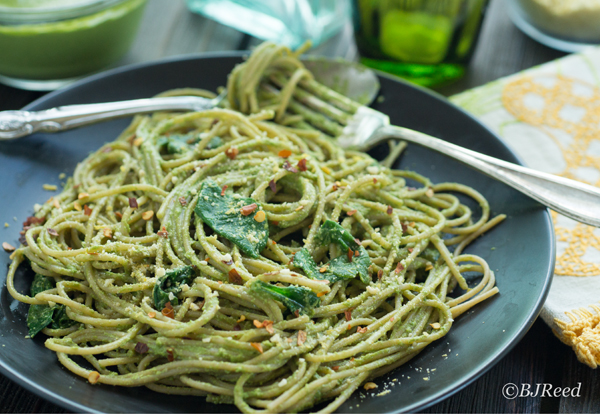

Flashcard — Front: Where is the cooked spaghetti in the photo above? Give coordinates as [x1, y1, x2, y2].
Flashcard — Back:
[7, 42, 503, 413]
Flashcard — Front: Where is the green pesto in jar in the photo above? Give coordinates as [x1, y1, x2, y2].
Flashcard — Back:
[0, 0, 146, 80]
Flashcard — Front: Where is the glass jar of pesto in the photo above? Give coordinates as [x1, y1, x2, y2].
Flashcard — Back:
[0, 0, 147, 90]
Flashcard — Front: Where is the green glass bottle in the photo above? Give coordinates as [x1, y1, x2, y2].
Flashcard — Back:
[353, 0, 488, 87]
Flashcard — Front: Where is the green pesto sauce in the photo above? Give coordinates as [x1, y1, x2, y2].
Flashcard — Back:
[0, 0, 87, 7]
[0, 0, 146, 79]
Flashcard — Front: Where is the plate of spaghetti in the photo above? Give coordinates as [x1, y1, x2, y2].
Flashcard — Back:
[0, 44, 554, 413]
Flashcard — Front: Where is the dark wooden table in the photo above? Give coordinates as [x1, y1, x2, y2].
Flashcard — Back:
[1, 0, 598, 412]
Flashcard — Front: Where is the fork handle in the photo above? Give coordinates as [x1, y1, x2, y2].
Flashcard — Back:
[378, 125, 600, 227]
[0, 96, 212, 141]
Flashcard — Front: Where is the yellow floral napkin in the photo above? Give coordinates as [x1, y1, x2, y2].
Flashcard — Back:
[450, 48, 600, 368]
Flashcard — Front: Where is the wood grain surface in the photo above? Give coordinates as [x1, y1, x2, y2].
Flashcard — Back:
[0, 0, 598, 413]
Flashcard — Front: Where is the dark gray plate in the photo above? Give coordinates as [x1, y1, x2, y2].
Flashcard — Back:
[0, 53, 554, 413]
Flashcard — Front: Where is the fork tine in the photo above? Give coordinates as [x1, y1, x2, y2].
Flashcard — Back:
[261, 83, 344, 137]
[270, 73, 350, 125]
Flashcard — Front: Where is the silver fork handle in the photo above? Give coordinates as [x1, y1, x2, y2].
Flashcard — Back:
[376, 124, 600, 227]
[0, 96, 216, 140]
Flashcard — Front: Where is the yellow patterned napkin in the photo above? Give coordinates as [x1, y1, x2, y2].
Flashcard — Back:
[451, 49, 600, 368]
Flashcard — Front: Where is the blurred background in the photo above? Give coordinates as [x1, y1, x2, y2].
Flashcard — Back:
[0, 0, 570, 104]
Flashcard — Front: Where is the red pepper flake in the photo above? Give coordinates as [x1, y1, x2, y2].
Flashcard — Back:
[47, 228, 59, 237]
[357, 326, 368, 334]
[128, 197, 138, 209]
[344, 309, 352, 322]
[251, 342, 264, 353]
[377, 269, 383, 280]
[253, 320, 263, 328]
[332, 366, 340, 371]
[225, 147, 238, 160]
[162, 302, 175, 319]
[84, 205, 92, 216]
[197, 300, 205, 311]
[387, 205, 393, 215]
[294, 309, 300, 318]
[354, 238, 362, 246]
[283, 161, 298, 173]
[221, 185, 228, 196]
[222, 258, 234, 266]
[297, 330, 307, 346]
[332, 184, 338, 191]
[278, 149, 292, 158]
[178, 197, 188, 206]
[228, 268, 243, 285]
[395, 262, 404, 274]
[268, 179, 277, 193]
[211, 119, 219, 126]
[240, 203, 258, 216]
[373, 178, 377, 184]
[355, 250, 359, 257]
[157, 226, 169, 239]
[347, 248, 353, 263]
[134, 342, 149, 354]
[408, 248, 413, 253]
[347, 209, 357, 216]
[263, 320, 274, 334]
[297, 158, 307, 171]
[115, 212, 123, 220]
[272, 221, 279, 226]
[166, 348, 174, 362]
[401, 222, 408, 232]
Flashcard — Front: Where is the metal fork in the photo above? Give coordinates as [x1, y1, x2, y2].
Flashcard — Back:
[267, 74, 600, 227]
[0, 92, 227, 140]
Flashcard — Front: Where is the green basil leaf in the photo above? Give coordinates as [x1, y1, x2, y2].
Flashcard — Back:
[251, 280, 320, 316]
[195, 179, 268, 258]
[153, 265, 196, 310]
[27, 274, 55, 338]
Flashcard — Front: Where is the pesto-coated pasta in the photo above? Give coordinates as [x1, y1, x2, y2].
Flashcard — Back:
[7, 42, 503, 413]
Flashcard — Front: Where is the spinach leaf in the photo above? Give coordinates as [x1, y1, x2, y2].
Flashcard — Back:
[291, 248, 321, 280]
[420, 244, 440, 263]
[292, 221, 371, 284]
[292, 246, 371, 285]
[251, 280, 320, 316]
[153, 265, 196, 310]
[315, 220, 359, 251]
[157, 133, 199, 154]
[206, 136, 223, 150]
[195, 179, 269, 258]
[27, 274, 76, 337]
[51, 305, 77, 329]
[27, 274, 55, 337]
